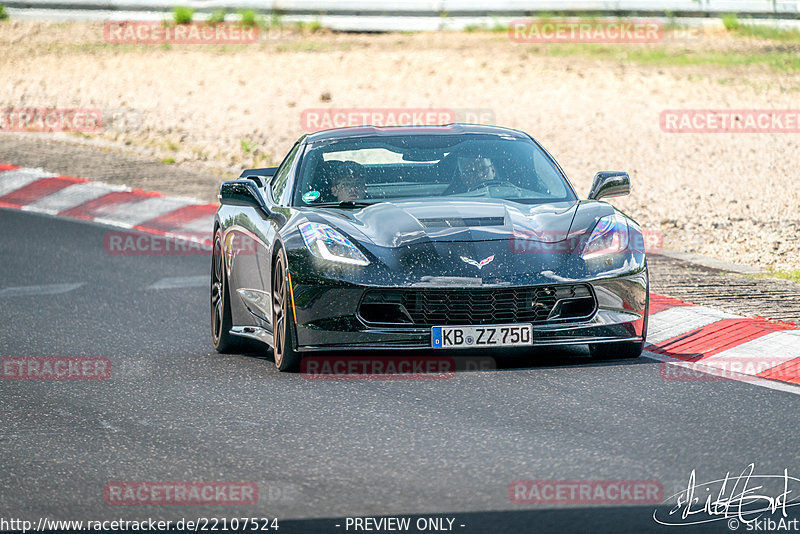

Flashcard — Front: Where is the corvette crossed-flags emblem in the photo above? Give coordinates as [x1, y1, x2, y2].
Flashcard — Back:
[460, 255, 495, 269]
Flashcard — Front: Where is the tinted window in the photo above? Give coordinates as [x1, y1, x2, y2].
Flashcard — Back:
[293, 134, 575, 206]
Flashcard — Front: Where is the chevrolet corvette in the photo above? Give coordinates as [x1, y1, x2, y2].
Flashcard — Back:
[211, 124, 648, 371]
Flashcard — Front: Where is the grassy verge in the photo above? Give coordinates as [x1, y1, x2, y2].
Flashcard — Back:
[173, 6, 194, 25]
[239, 10, 257, 28]
[208, 9, 226, 24]
[466, 14, 800, 73]
[722, 13, 800, 43]
[531, 43, 800, 73]
[752, 270, 800, 284]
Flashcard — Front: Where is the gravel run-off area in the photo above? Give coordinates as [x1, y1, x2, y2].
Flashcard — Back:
[1, 22, 799, 272]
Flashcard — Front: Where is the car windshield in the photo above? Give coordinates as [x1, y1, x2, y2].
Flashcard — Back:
[293, 134, 575, 206]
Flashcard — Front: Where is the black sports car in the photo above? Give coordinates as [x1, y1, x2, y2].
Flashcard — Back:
[211, 124, 648, 371]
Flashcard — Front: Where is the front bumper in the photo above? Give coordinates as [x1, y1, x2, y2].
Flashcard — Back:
[289, 269, 648, 352]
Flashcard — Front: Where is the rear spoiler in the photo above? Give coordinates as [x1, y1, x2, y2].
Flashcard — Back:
[240, 167, 278, 179]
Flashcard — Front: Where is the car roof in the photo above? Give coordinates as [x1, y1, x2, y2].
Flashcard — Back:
[304, 123, 530, 143]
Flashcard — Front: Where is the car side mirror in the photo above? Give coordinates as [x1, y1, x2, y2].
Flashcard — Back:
[219, 180, 271, 216]
[588, 171, 630, 201]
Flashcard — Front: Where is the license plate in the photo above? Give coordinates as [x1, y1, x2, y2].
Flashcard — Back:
[431, 324, 533, 349]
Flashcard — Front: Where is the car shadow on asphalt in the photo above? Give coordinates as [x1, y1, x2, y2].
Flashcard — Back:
[232, 344, 656, 376]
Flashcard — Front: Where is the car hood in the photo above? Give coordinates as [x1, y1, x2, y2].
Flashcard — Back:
[308, 198, 580, 248]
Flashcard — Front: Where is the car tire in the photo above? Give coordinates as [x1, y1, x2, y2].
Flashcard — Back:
[272, 248, 301, 372]
[211, 231, 245, 353]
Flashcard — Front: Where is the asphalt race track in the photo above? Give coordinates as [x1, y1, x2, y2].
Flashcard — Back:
[2, 207, 800, 533]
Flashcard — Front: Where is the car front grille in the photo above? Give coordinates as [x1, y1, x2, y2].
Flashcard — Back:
[358, 284, 595, 327]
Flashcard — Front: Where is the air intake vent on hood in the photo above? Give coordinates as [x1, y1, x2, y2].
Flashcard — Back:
[418, 217, 505, 228]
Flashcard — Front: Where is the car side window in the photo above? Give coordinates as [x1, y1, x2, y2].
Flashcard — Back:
[270, 143, 302, 204]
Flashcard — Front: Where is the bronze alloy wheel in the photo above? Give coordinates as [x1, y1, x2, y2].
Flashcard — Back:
[211, 232, 242, 353]
[272, 249, 300, 371]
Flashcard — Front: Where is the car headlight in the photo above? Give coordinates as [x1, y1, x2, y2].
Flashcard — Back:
[581, 213, 629, 259]
[299, 222, 370, 266]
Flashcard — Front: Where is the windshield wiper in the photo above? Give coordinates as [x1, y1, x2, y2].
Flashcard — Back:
[310, 201, 376, 209]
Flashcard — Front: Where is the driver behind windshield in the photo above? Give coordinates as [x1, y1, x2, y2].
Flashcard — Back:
[449, 156, 497, 194]
[330, 163, 366, 202]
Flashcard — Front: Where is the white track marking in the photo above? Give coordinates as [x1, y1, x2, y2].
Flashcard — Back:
[90, 217, 134, 229]
[0, 169, 58, 196]
[93, 196, 196, 227]
[701, 330, 800, 371]
[176, 215, 215, 234]
[23, 182, 126, 215]
[646, 306, 739, 345]
[0, 283, 84, 297]
[147, 276, 207, 290]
